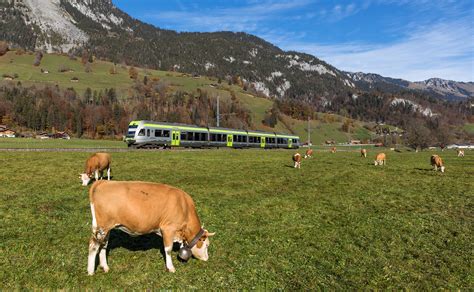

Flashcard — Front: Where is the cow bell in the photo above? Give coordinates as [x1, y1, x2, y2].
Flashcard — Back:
[178, 247, 192, 261]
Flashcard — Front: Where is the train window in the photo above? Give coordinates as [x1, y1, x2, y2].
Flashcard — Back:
[154, 130, 161, 137]
[147, 129, 150, 137]
[163, 130, 170, 137]
[181, 132, 186, 140]
[200, 132, 207, 141]
[138, 129, 145, 136]
[187, 132, 194, 141]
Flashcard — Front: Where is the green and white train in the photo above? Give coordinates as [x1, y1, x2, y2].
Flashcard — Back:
[124, 120, 300, 149]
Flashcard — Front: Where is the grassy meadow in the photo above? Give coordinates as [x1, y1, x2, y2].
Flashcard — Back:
[0, 147, 472, 289]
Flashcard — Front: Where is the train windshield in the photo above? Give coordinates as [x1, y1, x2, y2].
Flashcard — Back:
[126, 125, 138, 138]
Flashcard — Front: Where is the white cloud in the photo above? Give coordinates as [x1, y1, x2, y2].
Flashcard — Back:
[144, 0, 314, 33]
[282, 17, 474, 82]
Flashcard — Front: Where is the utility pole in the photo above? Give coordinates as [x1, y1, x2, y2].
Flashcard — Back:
[307, 116, 311, 145]
[216, 96, 220, 127]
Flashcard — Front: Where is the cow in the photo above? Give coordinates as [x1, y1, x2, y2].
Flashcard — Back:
[330, 147, 336, 153]
[87, 180, 215, 275]
[431, 155, 445, 172]
[361, 148, 367, 158]
[292, 153, 302, 169]
[304, 148, 313, 159]
[374, 153, 386, 166]
[457, 149, 465, 157]
[80, 153, 111, 186]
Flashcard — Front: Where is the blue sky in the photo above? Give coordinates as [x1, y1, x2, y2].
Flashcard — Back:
[113, 0, 473, 82]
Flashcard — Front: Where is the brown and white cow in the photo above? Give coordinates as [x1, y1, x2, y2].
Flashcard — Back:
[304, 148, 313, 159]
[87, 180, 215, 275]
[80, 152, 112, 186]
[374, 153, 386, 166]
[457, 149, 465, 157]
[361, 148, 367, 158]
[330, 147, 336, 153]
[293, 153, 302, 168]
[431, 154, 445, 172]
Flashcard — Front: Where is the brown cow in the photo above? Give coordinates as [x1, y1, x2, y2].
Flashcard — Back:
[330, 147, 336, 153]
[80, 153, 112, 186]
[374, 153, 386, 166]
[431, 155, 445, 172]
[304, 148, 313, 159]
[87, 180, 215, 275]
[361, 148, 367, 158]
[293, 153, 302, 168]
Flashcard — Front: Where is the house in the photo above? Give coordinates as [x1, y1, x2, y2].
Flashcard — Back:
[50, 131, 70, 139]
[0, 127, 16, 137]
[350, 140, 361, 144]
[71, 77, 79, 82]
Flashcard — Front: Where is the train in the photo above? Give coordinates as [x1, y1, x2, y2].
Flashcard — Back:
[124, 120, 300, 149]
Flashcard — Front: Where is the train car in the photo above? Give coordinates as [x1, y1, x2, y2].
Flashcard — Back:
[124, 120, 300, 149]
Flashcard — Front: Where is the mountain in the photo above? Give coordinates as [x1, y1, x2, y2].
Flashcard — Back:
[1, 0, 471, 103]
[0, 0, 356, 100]
[346, 72, 473, 101]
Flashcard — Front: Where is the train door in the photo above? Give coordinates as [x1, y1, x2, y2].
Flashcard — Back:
[226, 134, 233, 147]
[288, 138, 293, 148]
[171, 130, 180, 146]
[260, 137, 266, 148]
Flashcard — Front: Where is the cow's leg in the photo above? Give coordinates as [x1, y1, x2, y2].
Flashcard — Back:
[98, 233, 110, 273]
[161, 229, 176, 273]
[107, 167, 111, 180]
[99, 170, 104, 180]
[434, 165, 438, 171]
[94, 170, 99, 181]
[88, 236, 100, 275]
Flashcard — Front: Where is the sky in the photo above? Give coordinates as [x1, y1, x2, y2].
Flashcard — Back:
[113, 0, 473, 82]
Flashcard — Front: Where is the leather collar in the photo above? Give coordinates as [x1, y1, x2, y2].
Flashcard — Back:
[186, 228, 205, 249]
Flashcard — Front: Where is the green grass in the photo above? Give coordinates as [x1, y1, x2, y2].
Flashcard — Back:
[464, 123, 474, 135]
[0, 138, 126, 149]
[0, 148, 472, 289]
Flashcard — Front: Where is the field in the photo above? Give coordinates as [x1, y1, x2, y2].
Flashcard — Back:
[0, 147, 472, 289]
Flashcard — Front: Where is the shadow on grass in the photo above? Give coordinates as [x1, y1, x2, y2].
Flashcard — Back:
[414, 167, 433, 172]
[108, 229, 165, 254]
[283, 164, 295, 168]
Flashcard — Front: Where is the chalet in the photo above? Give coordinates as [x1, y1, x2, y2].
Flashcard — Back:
[71, 77, 79, 82]
[0, 126, 16, 137]
[350, 140, 361, 144]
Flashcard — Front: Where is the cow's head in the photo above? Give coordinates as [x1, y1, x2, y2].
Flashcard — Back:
[191, 229, 215, 261]
[80, 173, 91, 186]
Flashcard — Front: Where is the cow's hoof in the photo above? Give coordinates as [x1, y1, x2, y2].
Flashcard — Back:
[167, 267, 176, 273]
[102, 266, 110, 273]
[87, 271, 95, 276]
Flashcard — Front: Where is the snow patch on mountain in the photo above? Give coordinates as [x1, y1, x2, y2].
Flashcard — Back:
[287, 59, 336, 76]
[223, 56, 236, 63]
[23, 0, 89, 52]
[276, 80, 291, 97]
[249, 48, 258, 58]
[391, 98, 434, 117]
[204, 62, 215, 71]
[253, 82, 270, 97]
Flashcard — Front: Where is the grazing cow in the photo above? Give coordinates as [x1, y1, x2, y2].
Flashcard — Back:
[293, 153, 302, 169]
[374, 153, 386, 166]
[87, 180, 215, 275]
[80, 152, 112, 186]
[330, 147, 336, 153]
[431, 155, 445, 172]
[304, 148, 313, 159]
[361, 148, 367, 158]
[457, 149, 465, 157]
